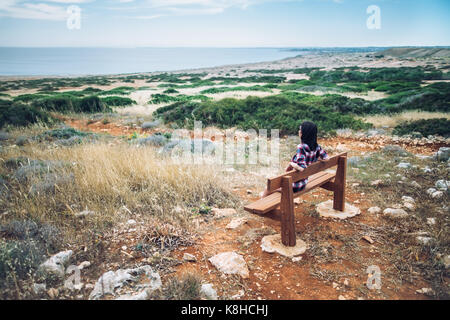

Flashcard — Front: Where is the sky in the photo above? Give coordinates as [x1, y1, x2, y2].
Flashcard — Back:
[0, 0, 449, 47]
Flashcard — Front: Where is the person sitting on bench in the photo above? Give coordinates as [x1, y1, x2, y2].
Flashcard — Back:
[261, 121, 329, 198]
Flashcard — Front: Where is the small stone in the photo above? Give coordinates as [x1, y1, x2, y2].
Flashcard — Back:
[78, 261, 91, 270]
[121, 245, 127, 251]
[292, 256, 302, 263]
[343, 279, 349, 286]
[397, 162, 411, 169]
[368, 206, 381, 214]
[338, 295, 346, 300]
[417, 236, 433, 245]
[426, 217, 436, 225]
[226, 217, 248, 229]
[261, 234, 307, 258]
[200, 283, 218, 300]
[403, 202, 415, 210]
[435, 180, 449, 191]
[436, 147, 450, 162]
[383, 208, 408, 219]
[431, 191, 444, 199]
[401, 196, 415, 204]
[209, 252, 249, 278]
[332, 282, 338, 289]
[211, 208, 237, 218]
[246, 189, 252, 194]
[371, 179, 382, 186]
[422, 166, 432, 173]
[183, 253, 197, 262]
[33, 283, 47, 295]
[362, 235, 374, 244]
[426, 188, 437, 196]
[416, 288, 434, 295]
[316, 200, 360, 219]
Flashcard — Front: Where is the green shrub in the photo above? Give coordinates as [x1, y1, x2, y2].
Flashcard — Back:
[0, 240, 46, 285]
[101, 96, 136, 106]
[31, 95, 110, 113]
[393, 118, 450, 137]
[154, 94, 371, 135]
[0, 100, 54, 128]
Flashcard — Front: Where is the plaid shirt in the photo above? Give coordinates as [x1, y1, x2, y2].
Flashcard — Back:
[291, 143, 328, 191]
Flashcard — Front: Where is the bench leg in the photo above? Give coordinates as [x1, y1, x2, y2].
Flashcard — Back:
[281, 176, 296, 246]
[333, 156, 347, 211]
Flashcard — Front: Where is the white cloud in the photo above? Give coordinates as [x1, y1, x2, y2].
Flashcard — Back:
[0, 1, 70, 20]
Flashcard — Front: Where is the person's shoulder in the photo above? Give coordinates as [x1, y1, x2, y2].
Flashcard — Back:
[297, 143, 308, 151]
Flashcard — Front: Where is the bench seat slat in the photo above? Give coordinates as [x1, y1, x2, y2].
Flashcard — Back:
[244, 171, 336, 214]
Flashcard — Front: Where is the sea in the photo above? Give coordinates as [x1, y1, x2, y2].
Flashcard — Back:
[0, 47, 310, 77]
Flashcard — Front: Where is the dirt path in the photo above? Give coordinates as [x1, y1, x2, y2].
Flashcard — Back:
[168, 186, 430, 300]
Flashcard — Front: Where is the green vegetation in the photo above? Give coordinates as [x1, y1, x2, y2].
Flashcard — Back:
[100, 96, 136, 106]
[149, 94, 211, 104]
[393, 118, 450, 137]
[31, 95, 109, 113]
[0, 100, 55, 128]
[154, 93, 371, 135]
[200, 84, 275, 94]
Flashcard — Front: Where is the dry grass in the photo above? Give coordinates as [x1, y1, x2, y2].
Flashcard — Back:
[361, 110, 450, 128]
[1, 136, 238, 243]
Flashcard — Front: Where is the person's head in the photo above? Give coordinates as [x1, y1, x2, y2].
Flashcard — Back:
[299, 121, 318, 150]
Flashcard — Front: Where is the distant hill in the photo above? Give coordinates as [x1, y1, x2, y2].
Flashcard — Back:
[379, 47, 450, 58]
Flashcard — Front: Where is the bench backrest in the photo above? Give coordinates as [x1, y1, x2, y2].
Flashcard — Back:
[267, 152, 347, 193]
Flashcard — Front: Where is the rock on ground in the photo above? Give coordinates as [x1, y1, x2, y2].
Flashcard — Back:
[200, 283, 218, 300]
[209, 251, 249, 278]
[261, 234, 307, 258]
[226, 217, 248, 229]
[38, 250, 73, 279]
[212, 208, 237, 218]
[367, 206, 381, 214]
[89, 265, 161, 300]
[316, 200, 361, 219]
[436, 147, 450, 162]
[383, 208, 408, 219]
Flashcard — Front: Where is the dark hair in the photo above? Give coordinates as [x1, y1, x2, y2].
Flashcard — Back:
[300, 121, 318, 151]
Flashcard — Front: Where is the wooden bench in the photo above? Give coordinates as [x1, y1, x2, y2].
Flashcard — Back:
[244, 152, 347, 247]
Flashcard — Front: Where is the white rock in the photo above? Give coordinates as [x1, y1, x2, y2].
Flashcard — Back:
[115, 289, 150, 300]
[371, 179, 382, 186]
[416, 287, 434, 295]
[211, 208, 237, 218]
[292, 256, 303, 263]
[78, 261, 91, 270]
[431, 191, 444, 199]
[89, 265, 161, 300]
[338, 295, 346, 300]
[38, 250, 73, 279]
[435, 180, 449, 191]
[209, 252, 249, 278]
[200, 283, 218, 300]
[397, 162, 411, 169]
[383, 208, 408, 219]
[422, 166, 432, 173]
[316, 200, 361, 219]
[401, 196, 415, 204]
[426, 188, 437, 196]
[261, 234, 307, 258]
[426, 217, 436, 225]
[33, 283, 47, 295]
[403, 202, 415, 210]
[416, 236, 433, 245]
[126, 219, 137, 226]
[226, 217, 248, 229]
[368, 206, 381, 214]
[183, 253, 197, 262]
